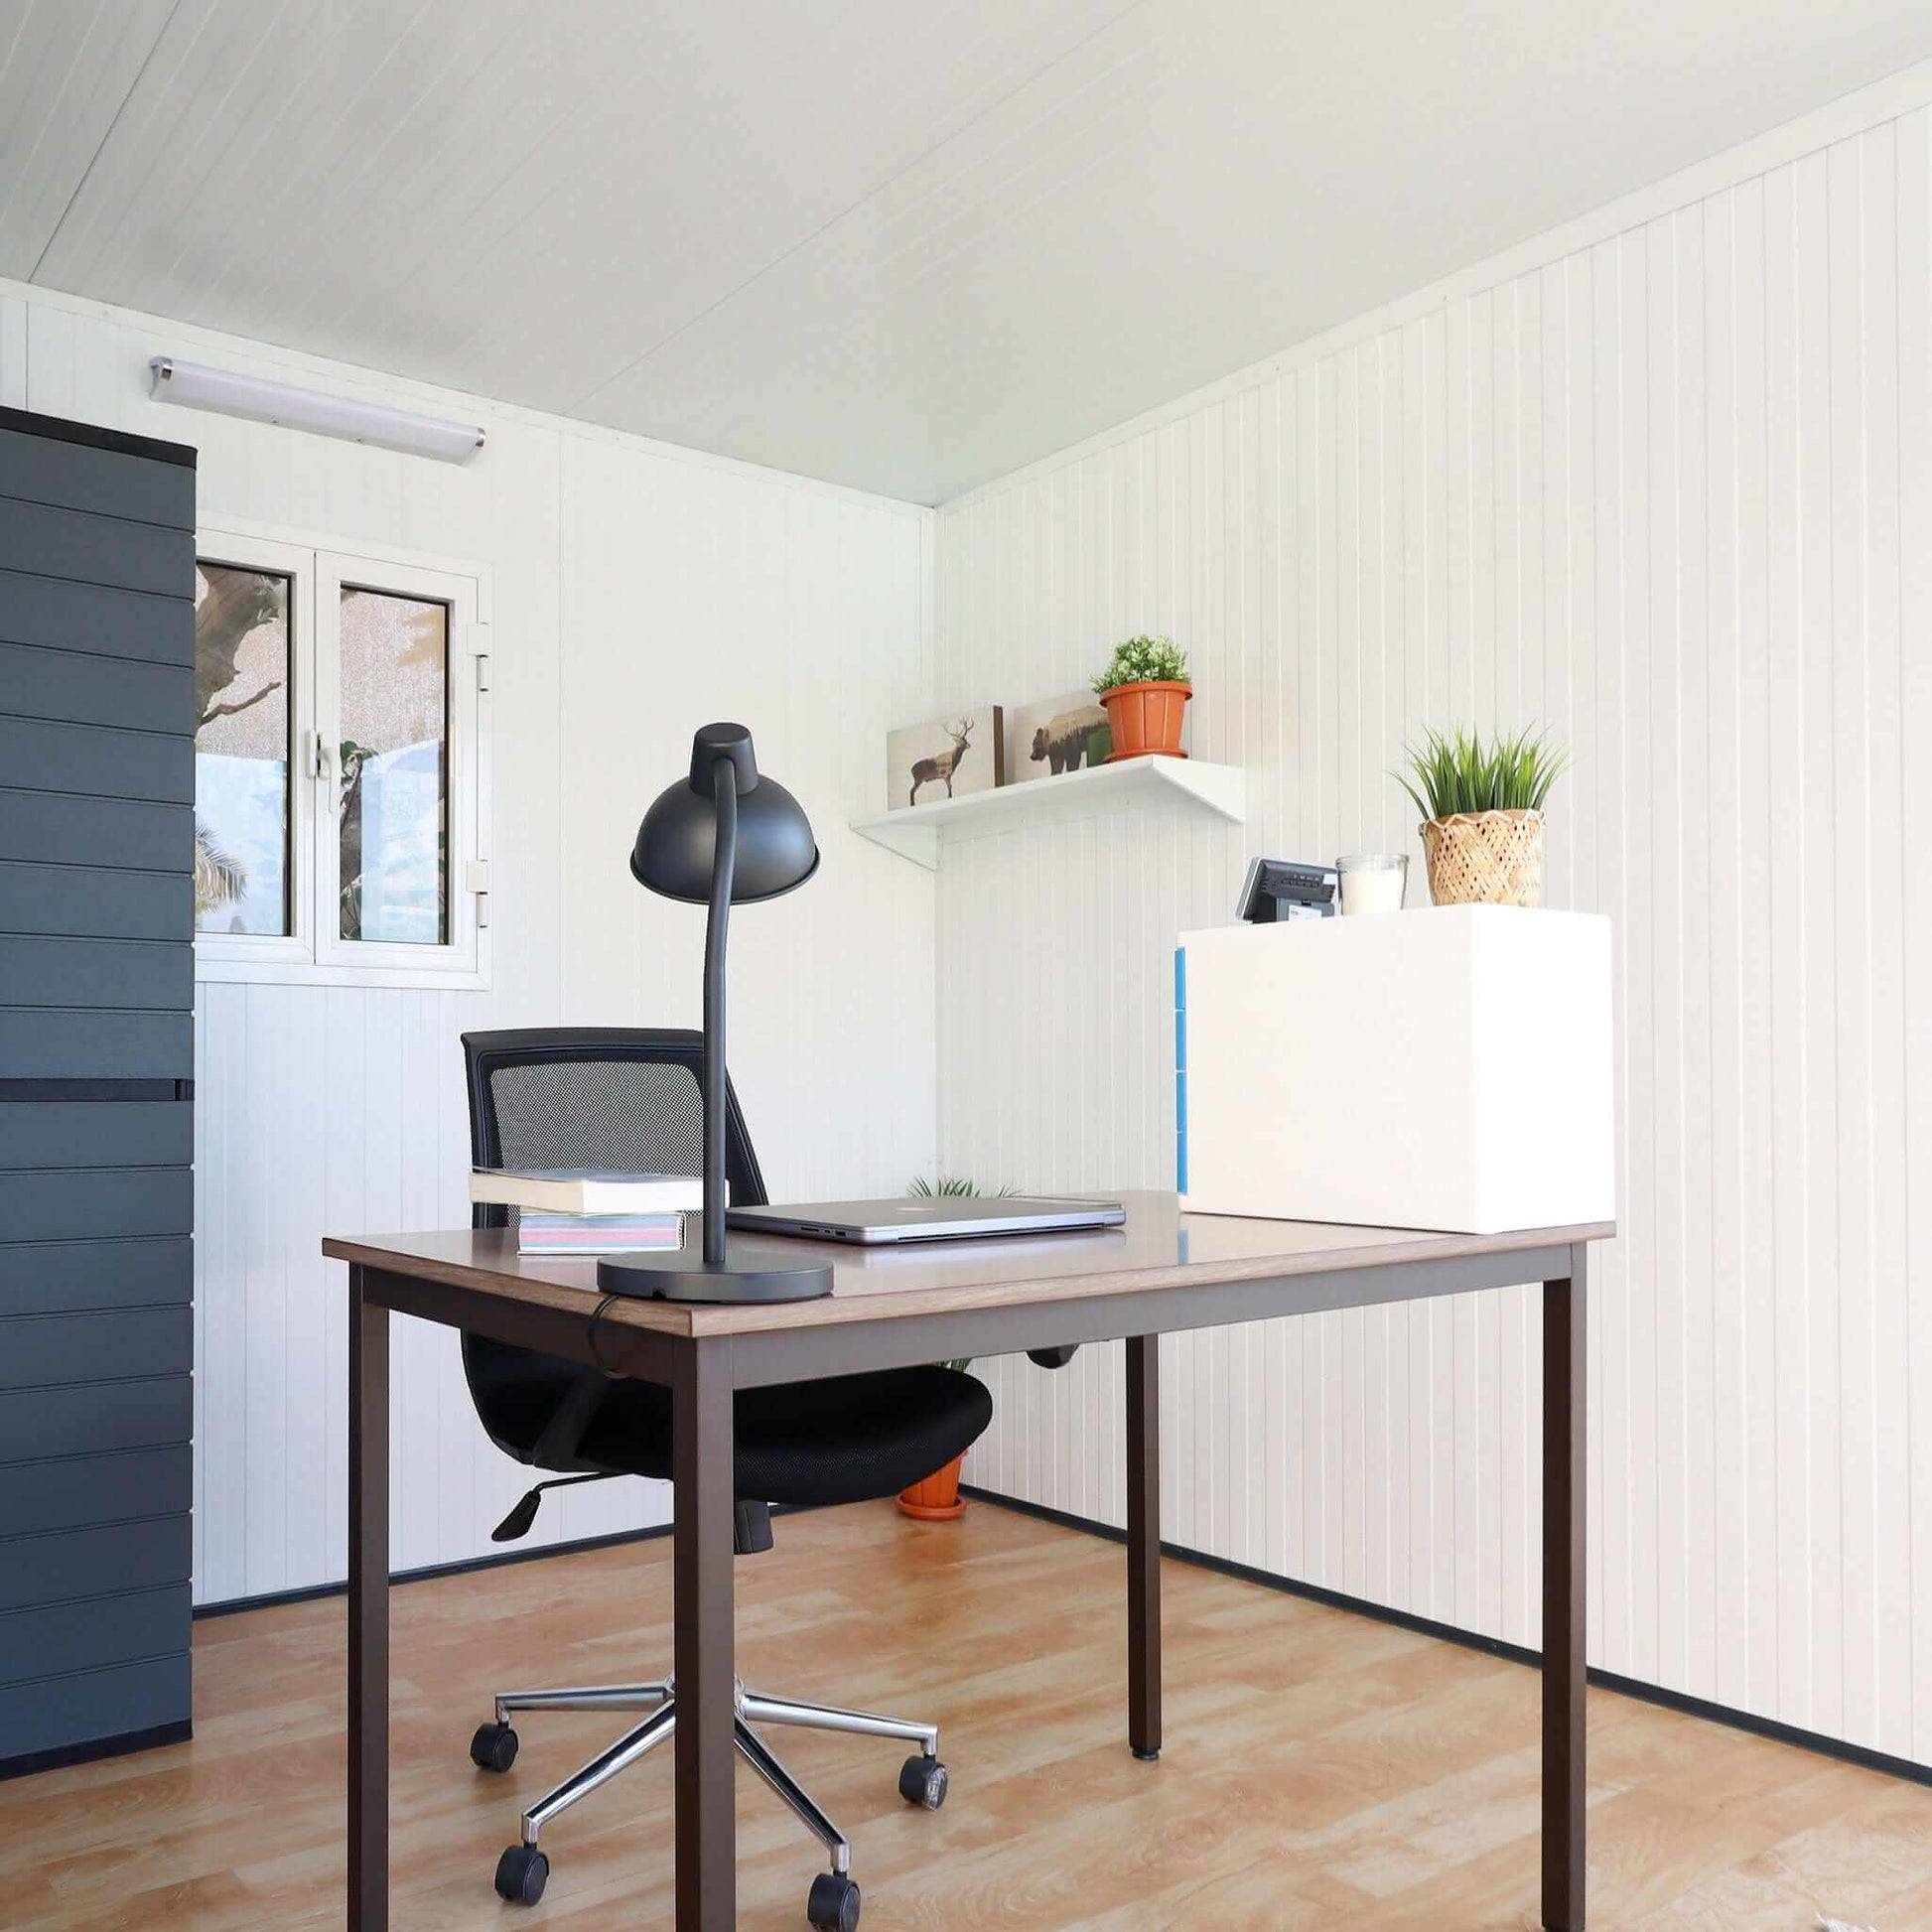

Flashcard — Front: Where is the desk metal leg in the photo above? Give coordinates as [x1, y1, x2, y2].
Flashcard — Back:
[347, 1266, 389, 1930]
[673, 1337, 736, 1931]
[1543, 1251, 1587, 1929]
[1126, 1333, 1162, 1760]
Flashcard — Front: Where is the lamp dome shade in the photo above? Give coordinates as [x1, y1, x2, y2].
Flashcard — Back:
[629, 723, 820, 903]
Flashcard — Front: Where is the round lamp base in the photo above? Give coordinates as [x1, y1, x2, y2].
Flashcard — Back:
[595, 1243, 833, 1304]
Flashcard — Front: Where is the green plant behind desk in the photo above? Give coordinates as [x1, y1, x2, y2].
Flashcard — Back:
[908, 1175, 987, 1199]
[897, 1172, 1012, 1522]
[907, 1174, 1012, 1370]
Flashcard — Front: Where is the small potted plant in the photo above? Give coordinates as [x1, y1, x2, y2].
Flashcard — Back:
[895, 1364, 975, 1520]
[1091, 634, 1190, 761]
[896, 1176, 1001, 1520]
[1394, 725, 1570, 906]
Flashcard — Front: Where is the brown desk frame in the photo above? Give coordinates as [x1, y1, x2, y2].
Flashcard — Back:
[333, 1221, 1596, 1931]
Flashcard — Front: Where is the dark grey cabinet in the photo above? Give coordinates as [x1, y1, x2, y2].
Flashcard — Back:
[0, 405, 198, 1777]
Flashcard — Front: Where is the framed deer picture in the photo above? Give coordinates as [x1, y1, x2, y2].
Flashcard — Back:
[887, 706, 1005, 809]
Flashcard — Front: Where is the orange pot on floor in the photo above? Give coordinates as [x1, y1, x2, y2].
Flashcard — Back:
[1100, 680, 1190, 759]
[897, 1452, 967, 1521]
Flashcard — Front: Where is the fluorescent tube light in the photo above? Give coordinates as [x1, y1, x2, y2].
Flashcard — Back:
[149, 357, 484, 463]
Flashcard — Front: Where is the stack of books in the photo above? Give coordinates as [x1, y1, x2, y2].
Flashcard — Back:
[469, 1168, 705, 1257]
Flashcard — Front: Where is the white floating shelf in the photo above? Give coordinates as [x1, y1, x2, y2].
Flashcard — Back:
[850, 756, 1246, 868]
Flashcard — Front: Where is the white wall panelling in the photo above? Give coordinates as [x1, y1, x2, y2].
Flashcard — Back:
[934, 92, 1932, 1764]
[1, 276, 935, 1605]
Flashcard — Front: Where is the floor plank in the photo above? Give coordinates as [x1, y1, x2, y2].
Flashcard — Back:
[0, 1500, 1923, 1928]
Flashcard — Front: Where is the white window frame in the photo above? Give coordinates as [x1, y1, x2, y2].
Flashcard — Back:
[193, 517, 492, 990]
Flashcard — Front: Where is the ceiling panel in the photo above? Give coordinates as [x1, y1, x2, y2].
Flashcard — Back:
[11, 0, 1932, 500]
[583, 0, 1932, 500]
[0, 0, 175, 278]
[28, 0, 1136, 416]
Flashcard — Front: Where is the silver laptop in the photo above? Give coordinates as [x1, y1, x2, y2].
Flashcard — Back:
[728, 1194, 1125, 1245]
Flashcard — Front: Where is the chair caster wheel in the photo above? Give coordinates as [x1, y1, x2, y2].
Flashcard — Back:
[494, 1842, 548, 1904]
[471, 1722, 519, 1772]
[897, 1753, 948, 1809]
[806, 1869, 861, 1930]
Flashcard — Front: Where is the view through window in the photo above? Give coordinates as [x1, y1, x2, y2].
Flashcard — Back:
[338, 588, 450, 946]
[193, 562, 292, 936]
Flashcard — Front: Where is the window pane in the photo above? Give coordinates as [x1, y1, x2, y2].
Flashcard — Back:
[194, 563, 291, 936]
[339, 588, 449, 945]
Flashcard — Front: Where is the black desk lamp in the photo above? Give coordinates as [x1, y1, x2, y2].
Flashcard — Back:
[596, 723, 833, 1304]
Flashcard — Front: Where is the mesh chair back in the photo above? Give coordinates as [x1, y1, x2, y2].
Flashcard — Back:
[485, 1057, 704, 1189]
[465, 1028, 767, 1222]
[458, 1029, 767, 1459]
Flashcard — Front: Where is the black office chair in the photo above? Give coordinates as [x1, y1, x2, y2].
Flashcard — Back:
[460, 1028, 992, 1931]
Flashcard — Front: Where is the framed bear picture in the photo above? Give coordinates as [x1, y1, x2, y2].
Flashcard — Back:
[1005, 690, 1113, 785]
[887, 707, 1005, 809]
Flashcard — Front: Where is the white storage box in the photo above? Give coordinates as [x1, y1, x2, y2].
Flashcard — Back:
[1175, 904, 1614, 1234]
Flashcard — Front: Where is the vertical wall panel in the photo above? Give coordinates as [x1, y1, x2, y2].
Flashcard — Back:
[1896, 105, 1932, 1769]
[934, 103, 1932, 1763]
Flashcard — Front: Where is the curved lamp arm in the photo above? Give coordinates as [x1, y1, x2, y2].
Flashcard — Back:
[701, 755, 738, 1267]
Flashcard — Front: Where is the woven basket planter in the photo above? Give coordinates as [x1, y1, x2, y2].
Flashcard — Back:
[1419, 808, 1546, 906]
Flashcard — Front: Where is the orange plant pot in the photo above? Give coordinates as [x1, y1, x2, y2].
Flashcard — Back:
[1100, 680, 1191, 760]
[896, 1452, 967, 1521]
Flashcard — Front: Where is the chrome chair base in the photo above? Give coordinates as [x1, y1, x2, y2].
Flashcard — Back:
[479, 1675, 944, 1902]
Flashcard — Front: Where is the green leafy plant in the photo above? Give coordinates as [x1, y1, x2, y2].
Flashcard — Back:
[1394, 725, 1570, 822]
[908, 1175, 1014, 1370]
[1091, 634, 1189, 695]
[910, 1175, 983, 1198]
[910, 1174, 1019, 1200]
[193, 823, 248, 917]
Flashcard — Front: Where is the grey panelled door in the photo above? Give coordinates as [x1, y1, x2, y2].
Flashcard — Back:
[0, 406, 199, 1775]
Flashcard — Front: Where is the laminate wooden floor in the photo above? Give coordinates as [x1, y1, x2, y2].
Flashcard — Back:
[3, 1500, 1928, 1930]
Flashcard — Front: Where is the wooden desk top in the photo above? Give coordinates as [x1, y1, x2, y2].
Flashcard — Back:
[324, 1192, 1612, 1341]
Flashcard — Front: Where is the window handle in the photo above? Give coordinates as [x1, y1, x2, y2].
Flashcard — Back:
[308, 732, 333, 783]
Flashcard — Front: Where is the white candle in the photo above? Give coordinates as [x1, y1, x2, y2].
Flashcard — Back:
[1337, 855, 1408, 915]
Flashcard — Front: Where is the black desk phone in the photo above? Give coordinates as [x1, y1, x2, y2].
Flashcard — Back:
[1236, 858, 1338, 923]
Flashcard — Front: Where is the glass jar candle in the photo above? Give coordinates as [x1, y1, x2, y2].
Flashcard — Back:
[1336, 852, 1409, 915]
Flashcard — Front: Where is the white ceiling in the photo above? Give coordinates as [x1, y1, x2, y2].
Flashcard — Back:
[5, 0, 1930, 502]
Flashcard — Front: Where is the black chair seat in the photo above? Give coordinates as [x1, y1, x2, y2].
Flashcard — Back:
[472, 1345, 992, 1509]
[460, 1030, 995, 1534]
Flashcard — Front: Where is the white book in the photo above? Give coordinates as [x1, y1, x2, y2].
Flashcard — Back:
[469, 1168, 704, 1216]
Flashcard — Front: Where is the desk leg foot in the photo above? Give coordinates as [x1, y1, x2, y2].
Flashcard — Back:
[347, 1266, 390, 1931]
[673, 1338, 736, 1932]
[1126, 1333, 1162, 1761]
[1543, 1252, 1587, 1930]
